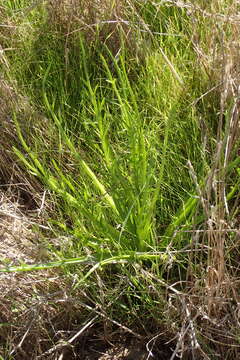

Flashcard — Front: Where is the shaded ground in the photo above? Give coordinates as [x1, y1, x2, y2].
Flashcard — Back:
[81, 340, 173, 359]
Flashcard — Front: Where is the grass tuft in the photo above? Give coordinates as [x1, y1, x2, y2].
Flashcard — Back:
[1, 0, 240, 359]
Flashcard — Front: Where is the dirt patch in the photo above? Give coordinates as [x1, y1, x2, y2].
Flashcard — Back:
[82, 344, 148, 359]
[80, 341, 173, 359]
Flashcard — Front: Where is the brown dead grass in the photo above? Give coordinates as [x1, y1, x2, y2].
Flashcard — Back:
[0, 192, 157, 359]
[0, 77, 45, 209]
[0, 192, 86, 359]
[0, 191, 61, 357]
[0, 192, 174, 359]
[46, 0, 145, 59]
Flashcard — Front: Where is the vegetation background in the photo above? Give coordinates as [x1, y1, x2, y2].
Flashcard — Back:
[0, 0, 240, 359]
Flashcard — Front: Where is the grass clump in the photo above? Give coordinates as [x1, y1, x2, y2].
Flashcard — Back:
[0, 0, 240, 359]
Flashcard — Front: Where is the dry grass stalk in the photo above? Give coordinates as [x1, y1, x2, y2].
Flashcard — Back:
[186, 0, 240, 308]
[47, 0, 134, 56]
[0, 78, 45, 208]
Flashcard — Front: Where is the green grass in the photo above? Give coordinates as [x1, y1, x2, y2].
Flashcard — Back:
[1, 0, 240, 359]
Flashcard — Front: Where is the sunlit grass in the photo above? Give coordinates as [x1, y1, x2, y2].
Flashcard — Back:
[1, 0, 240, 358]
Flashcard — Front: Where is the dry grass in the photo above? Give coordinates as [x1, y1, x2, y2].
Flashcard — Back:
[0, 201, 171, 359]
[47, 0, 138, 57]
[0, 191, 55, 358]
[0, 77, 45, 208]
[174, 3, 240, 357]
